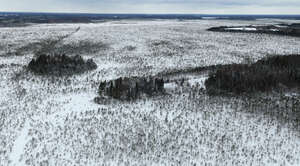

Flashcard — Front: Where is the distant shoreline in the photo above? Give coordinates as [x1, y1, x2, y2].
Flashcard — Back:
[1, 12, 300, 28]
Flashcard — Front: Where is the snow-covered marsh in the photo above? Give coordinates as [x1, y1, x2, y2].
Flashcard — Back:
[0, 19, 300, 165]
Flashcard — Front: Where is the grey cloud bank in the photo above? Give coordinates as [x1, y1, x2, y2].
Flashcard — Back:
[0, 0, 300, 14]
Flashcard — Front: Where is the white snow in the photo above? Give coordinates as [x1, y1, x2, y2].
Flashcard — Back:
[270, 28, 280, 32]
[225, 27, 257, 31]
[48, 92, 101, 120]
[164, 82, 177, 91]
[187, 76, 208, 89]
[202, 17, 218, 20]
[1, 19, 300, 165]
[9, 121, 30, 166]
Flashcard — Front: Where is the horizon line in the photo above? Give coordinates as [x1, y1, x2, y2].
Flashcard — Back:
[1, 11, 300, 16]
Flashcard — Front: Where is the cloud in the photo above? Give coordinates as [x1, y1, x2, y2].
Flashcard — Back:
[0, 0, 300, 14]
[61, 0, 300, 6]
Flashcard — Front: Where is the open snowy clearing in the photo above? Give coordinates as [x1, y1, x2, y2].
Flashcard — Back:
[1, 19, 300, 165]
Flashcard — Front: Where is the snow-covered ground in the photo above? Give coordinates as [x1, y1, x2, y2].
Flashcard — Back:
[1, 19, 300, 165]
[225, 27, 257, 31]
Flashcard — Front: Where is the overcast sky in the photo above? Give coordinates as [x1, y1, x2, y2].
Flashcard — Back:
[0, 0, 300, 14]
